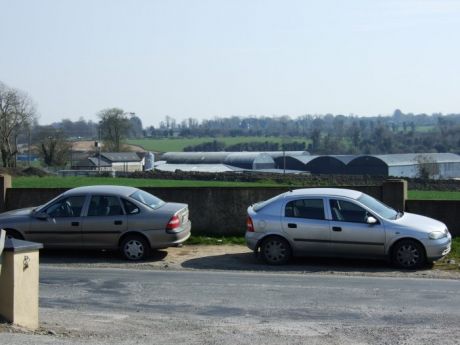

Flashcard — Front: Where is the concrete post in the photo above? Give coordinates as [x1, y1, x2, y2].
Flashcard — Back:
[382, 179, 407, 211]
[0, 174, 12, 212]
[0, 238, 43, 330]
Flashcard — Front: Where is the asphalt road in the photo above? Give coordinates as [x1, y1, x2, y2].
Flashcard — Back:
[2, 267, 460, 344]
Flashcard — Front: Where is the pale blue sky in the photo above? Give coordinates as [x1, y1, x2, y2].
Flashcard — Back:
[1, 0, 459, 126]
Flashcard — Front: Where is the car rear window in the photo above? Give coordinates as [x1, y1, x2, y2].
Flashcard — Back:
[130, 190, 165, 210]
[253, 194, 284, 212]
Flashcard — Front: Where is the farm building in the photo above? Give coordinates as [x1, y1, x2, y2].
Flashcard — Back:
[161, 152, 229, 164]
[279, 155, 356, 174]
[71, 152, 144, 172]
[154, 163, 241, 173]
[223, 152, 275, 169]
[161, 152, 276, 170]
[346, 153, 460, 178]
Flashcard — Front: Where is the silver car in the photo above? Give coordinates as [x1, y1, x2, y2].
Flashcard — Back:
[0, 185, 191, 260]
[246, 188, 451, 268]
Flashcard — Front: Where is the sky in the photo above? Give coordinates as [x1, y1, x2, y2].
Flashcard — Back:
[1, 0, 459, 127]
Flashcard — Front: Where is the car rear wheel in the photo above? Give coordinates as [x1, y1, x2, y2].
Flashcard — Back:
[392, 239, 426, 269]
[260, 236, 292, 265]
[120, 235, 150, 261]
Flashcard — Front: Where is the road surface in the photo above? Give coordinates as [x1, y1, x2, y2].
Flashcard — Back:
[1, 266, 460, 344]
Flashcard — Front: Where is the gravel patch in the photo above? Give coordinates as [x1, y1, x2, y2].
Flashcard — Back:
[40, 244, 460, 280]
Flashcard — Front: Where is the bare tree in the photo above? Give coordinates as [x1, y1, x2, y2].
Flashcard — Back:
[416, 154, 440, 179]
[0, 81, 36, 167]
[35, 126, 72, 166]
[97, 108, 131, 152]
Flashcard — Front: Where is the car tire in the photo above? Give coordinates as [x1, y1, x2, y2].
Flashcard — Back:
[120, 235, 150, 261]
[392, 239, 426, 269]
[260, 236, 292, 265]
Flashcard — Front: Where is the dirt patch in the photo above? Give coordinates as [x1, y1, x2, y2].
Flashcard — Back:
[40, 244, 460, 280]
[71, 141, 145, 152]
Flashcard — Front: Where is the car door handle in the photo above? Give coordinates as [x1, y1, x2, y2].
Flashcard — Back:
[114, 220, 123, 225]
[288, 223, 297, 228]
[71, 221, 79, 226]
[332, 226, 342, 232]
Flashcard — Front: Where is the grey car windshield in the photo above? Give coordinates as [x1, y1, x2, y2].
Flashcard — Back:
[357, 194, 398, 220]
[130, 190, 165, 209]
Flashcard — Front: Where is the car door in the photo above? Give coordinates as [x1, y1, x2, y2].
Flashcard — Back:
[80, 195, 127, 248]
[282, 198, 331, 255]
[328, 198, 385, 258]
[27, 195, 86, 248]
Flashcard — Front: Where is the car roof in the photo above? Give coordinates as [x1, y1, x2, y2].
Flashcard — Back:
[285, 188, 363, 199]
[63, 185, 139, 197]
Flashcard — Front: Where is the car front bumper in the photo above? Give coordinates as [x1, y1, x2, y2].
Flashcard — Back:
[424, 233, 452, 261]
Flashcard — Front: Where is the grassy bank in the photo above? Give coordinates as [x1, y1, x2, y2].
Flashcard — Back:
[12, 176, 286, 188]
[434, 237, 460, 270]
[407, 190, 460, 200]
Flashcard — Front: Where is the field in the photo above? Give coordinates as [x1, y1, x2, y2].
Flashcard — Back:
[127, 136, 310, 152]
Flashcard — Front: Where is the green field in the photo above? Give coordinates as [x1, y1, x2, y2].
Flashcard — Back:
[12, 176, 286, 188]
[408, 190, 460, 200]
[128, 136, 310, 152]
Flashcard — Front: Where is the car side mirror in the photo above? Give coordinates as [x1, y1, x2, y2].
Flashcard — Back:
[366, 216, 378, 225]
[34, 211, 49, 220]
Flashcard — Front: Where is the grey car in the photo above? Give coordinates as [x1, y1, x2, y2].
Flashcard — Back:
[0, 185, 191, 260]
[246, 188, 451, 268]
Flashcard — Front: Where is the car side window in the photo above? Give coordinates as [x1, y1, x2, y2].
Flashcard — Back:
[121, 198, 140, 215]
[330, 199, 369, 223]
[88, 196, 124, 216]
[285, 199, 325, 220]
[46, 196, 86, 218]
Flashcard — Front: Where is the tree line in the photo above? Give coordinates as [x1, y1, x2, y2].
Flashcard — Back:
[2, 79, 460, 168]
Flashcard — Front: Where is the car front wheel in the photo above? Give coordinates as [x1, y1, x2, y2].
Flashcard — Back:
[392, 239, 426, 269]
[260, 236, 292, 265]
[120, 235, 150, 261]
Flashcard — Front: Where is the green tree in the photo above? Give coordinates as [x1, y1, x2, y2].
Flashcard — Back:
[97, 108, 131, 152]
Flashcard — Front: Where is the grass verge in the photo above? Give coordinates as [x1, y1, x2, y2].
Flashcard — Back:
[13, 176, 287, 188]
[186, 235, 245, 245]
[408, 190, 460, 200]
[433, 237, 460, 271]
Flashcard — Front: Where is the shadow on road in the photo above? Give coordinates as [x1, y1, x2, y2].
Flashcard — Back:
[40, 249, 168, 264]
[181, 251, 432, 273]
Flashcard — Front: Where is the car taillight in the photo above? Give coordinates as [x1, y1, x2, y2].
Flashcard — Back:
[246, 216, 254, 232]
[166, 215, 180, 231]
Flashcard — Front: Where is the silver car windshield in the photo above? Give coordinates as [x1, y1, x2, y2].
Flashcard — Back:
[130, 190, 165, 209]
[357, 194, 398, 220]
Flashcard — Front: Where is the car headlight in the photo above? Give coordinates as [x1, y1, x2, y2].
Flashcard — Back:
[429, 231, 447, 240]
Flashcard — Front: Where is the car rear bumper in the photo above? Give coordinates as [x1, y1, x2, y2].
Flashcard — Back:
[245, 231, 264, 251]
[148, 221, 192, 249]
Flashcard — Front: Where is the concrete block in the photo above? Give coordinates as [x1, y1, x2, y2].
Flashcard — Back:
[0, 238, 43, 330]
